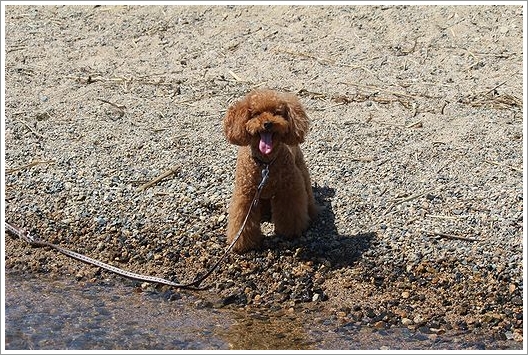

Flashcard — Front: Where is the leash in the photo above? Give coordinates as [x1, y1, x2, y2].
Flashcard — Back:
[4, 164, 271, 290]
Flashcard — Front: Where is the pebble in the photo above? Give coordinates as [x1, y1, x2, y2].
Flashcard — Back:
[401, 318, 413, 326]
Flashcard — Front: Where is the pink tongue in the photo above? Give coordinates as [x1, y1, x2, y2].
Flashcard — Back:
[259, 132, 273, 155]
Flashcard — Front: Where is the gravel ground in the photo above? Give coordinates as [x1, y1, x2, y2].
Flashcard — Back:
[3, 4, 525, 348]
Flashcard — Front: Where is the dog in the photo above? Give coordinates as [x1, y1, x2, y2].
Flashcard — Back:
[223, 89, 318, 253]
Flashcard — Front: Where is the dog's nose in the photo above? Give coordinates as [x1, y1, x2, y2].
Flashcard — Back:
[264, 122, 273, 131]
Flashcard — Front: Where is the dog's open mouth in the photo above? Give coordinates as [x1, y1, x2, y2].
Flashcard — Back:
[259, 132, 273, 155]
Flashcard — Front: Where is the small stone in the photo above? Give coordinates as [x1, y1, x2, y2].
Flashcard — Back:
[456, 306, 468, 316]
[513, 331, 523, 342]
[401, 318, 413, 326]
[373, 321, 386, 329]
[418, 326, 433, 334]
[428, 334, 438, 341]
[95, 217, 106, 226]
[401, 291, 410, 299]
[194, 300, 209, 309]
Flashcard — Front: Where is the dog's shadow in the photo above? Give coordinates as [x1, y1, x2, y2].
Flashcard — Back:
[262, 185, 374, 270]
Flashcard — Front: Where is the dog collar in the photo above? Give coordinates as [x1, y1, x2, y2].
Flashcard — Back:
[252, 154, 277, 167]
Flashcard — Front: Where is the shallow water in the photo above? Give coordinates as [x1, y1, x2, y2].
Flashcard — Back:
[4, 271, 523, 351]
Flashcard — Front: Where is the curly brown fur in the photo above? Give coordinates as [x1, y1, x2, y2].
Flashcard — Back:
[223, 89, 318, 253]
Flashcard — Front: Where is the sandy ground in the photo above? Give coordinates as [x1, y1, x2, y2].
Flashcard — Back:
[3, 4, 525, 349]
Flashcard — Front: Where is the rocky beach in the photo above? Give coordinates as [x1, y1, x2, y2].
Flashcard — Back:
[3, 4, 524, 350]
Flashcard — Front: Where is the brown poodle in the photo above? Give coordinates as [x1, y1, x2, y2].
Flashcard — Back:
[223, 89, 318, 253]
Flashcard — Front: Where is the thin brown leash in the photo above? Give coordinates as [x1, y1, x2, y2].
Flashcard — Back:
[4, 164, 271, 290]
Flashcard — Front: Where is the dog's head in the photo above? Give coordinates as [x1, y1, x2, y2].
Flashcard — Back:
[223, 89, 310, 157]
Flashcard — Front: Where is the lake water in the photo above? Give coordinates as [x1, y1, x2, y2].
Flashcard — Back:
[4, 271, 522, 351]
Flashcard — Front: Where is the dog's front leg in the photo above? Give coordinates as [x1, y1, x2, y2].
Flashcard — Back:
[226, 173, 263, 253]
[226, 192, 263, 253]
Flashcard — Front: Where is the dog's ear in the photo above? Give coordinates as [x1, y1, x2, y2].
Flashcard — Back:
[223, 99, 251, 146]
[283, 93, 310, 145]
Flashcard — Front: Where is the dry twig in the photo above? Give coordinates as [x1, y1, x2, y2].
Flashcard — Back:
[426, 214, 467, 220]
[227, 69, 243, 82]
[463, 81, 522, 111]
[67, 74, 175, 87]
[274, 47, 335, 65]
[344, 82, 440, 100]
[484, 160, 522, 172]
[137, 167, 179, 191]
[13, 116, 44, 138]
[6, 160, 56, 174]
[393, 190, 432, 204]
[98, 98, 126, 117]
[384, 190, 433, 215]
[423, 230, 479, 242]
[351, 156, 378, 162]
[405, 120, 423, 129]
